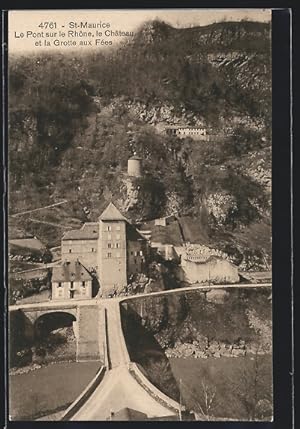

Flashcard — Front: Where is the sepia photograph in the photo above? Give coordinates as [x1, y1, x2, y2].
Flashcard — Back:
[7, 9, 273, 421]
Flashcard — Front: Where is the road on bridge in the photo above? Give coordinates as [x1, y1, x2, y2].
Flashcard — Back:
[9, 282, 271, 312]
[70, 365, 174, 420]
[64, 283, 272, 420]
[70, 300, 175, 420]
[105, 301, 130, 369]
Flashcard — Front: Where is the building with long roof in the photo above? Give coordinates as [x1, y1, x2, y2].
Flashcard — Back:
[56, 202, 148, 298]
[164, 125, 208, 140]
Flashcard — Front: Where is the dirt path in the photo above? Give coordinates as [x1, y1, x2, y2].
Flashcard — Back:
[10, 200, 68, 217]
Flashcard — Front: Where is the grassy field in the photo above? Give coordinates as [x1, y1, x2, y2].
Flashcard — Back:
[169, 356, 273, 421]
[9, 361, 100, 420]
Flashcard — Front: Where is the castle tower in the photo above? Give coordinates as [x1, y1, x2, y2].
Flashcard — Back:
[98, 202, 127, 296]
[127, 155, 142, 178]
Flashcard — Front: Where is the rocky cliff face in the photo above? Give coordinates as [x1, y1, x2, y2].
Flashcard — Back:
[122, 287, 272, 359]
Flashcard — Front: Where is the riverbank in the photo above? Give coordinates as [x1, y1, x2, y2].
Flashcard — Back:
[9, 360, 100, 421]
[122, 287, 272, 420]
[169, 356, 272, 420]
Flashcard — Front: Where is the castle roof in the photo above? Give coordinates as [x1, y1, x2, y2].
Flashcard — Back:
[62, 223, 99, 240]
[99, 202, 127, 221]
[52, 260, 93, 282]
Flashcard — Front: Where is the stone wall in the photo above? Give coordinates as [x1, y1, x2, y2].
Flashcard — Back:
[180, 257, 239, 284]
[76, 305, 101, 362]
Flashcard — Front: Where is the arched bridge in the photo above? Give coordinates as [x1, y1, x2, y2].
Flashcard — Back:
[60, 283, 271, 420]
[9, 283, 271, 420]
[9, 300, 103, 361]
[17, 306, 78, 325]
[62, 299, 182, 420]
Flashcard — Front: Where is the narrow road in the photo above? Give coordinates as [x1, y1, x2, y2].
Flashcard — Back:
[119, 282, 272, 302]
[70, 365, 173, 420]
[10, 200, 67, 217]
[71, 301, 174, 420]
[9, 283, 271, 312]
[104, 301, 130, 369]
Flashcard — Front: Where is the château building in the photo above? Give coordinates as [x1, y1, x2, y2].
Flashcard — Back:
[55, 202, 148, 298]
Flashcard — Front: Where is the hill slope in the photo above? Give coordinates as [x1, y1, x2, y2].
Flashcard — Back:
[8, 20, 272, 267]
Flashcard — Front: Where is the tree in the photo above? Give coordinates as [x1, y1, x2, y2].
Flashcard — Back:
[197, 379, 217, 420]
[230, 348, 272, 420]
[180, 376, 218, 421]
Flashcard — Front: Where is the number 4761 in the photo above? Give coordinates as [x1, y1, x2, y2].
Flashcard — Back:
[38, 22, 57, 29]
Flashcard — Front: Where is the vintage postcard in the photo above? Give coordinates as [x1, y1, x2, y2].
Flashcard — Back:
[7, 9, 273, 421]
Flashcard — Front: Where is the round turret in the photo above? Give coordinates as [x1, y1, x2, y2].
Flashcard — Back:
[128, 156, 142, 177]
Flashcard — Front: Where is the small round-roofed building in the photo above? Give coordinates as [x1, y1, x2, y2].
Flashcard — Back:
[128, 155, 142, 178]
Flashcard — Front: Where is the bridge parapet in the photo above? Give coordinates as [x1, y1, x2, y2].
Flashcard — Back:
[103, 308, 110, 369]
[118, 301, 181, 414]
[9, 302, 79, 323]
[22, 307, 78, 325]
[61, 366, 106, 421]
[128, 362, 181, 414]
